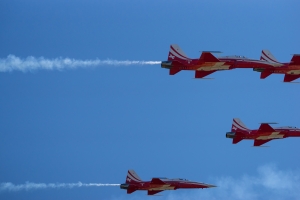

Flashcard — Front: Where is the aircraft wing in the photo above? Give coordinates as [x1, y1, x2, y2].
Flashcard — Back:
[284, 74, 300, 82]
[199, 52, 220, 62]
[254, 139, 272, 146]
[258, 123, 275, 132]
[195, 70, 216, 78]
[290, 54, 300, 65]
[150, 178, 165, 185]
[148, 190, 163, 195]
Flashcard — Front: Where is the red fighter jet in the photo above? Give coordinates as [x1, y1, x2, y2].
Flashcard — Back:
[120, 170, 216, 195]
[253, 50, 300, 82]
[226, 118, 300, 146]
[161, 44, 278, 79]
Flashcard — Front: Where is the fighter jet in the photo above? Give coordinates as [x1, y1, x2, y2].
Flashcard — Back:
[120, 170, 216, 195]
[253, 50, 300, 82]
[161, 44, 278, 79]
[226, 118, 300, 146]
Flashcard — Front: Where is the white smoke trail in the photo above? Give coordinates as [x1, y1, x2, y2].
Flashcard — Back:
[0, 181, 120, 192]
[0, 55, 161, 72]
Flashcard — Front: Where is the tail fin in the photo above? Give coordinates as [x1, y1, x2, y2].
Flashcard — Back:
[168, 44, 191, 62]
[126, 170, 142, 184]
[232, 118, 249, 133]
[260, 50, 282, 66]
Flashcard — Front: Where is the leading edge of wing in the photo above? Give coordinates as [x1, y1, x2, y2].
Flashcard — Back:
[199, 52, 220, 62]
[254, 139, 272, 146]
[290, 54, 300, 65]
[258, 123, 275, 132]
[150, 178, 165, 185]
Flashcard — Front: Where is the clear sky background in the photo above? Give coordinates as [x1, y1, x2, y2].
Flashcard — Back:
[0, 0, 300, 200]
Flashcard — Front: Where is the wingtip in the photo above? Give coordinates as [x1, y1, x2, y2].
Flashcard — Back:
[252, 145, 270, 148]
[201, 77, 215, 79]
[201, 51, 222, 54]
[259, 122, 278, 124]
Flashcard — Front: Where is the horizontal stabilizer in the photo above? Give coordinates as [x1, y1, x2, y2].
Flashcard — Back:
[254, 139, 272, 146]
[169, 68, 181, 75]
[284, 74, 300, 82]
[232, 137, 243, 144]
[258, 124, 275, 132]
[260, 71, 273, 79]
[127, 188, 137, 194]
[199, 52, 220, 62]
[151, 178, 165, 185]
[148, 190, 163, 195]
[195, 70, 216, 78]
[171, 60, 184, 68]
[290, 55, 300, 65]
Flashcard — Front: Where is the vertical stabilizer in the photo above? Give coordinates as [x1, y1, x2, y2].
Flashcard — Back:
[260, 50, 281, 65]
[232, 118, 249, 133]
[168, 44, 190, 61]
[126, 170, 142, 184]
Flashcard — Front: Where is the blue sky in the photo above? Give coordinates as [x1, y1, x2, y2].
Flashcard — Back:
[0, 0, 300, 199]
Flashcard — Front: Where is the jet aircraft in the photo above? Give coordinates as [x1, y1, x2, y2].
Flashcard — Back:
[226, 118, 300, 146]
[120, 170, 216, 195]
[161, 44, 279, 79]
[254, 50, 300, 82]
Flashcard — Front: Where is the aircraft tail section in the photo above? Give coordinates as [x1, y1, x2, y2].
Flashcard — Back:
[260, 70, 273, 79]
[260, 50, 279, 62]
[231, 118, 250, 133]
[168, 44, 191, 62]
[232, 137, 243, 144]
[127, 188, 137, 194]
[227, 118, 250, 145]
[260, 50, 282, 66]
[126, 170, 142, 184]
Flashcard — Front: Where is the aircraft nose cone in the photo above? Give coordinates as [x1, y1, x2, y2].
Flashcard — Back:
[206, 184, 217, 188]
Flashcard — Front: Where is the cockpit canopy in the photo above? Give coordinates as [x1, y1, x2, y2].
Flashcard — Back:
[222, 55, 248, 59]
[172, 178, 189, 181]
[276, 126, 299, 129]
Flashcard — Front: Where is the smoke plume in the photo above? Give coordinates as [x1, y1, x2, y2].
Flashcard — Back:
[0, 55, 161, 72]
[0, 182, 120, 192]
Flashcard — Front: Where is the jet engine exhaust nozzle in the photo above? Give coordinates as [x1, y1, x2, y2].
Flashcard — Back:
[120, 184, 129, 190]
[161, 61, 172, 69]
[226, 132, 236, 138]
